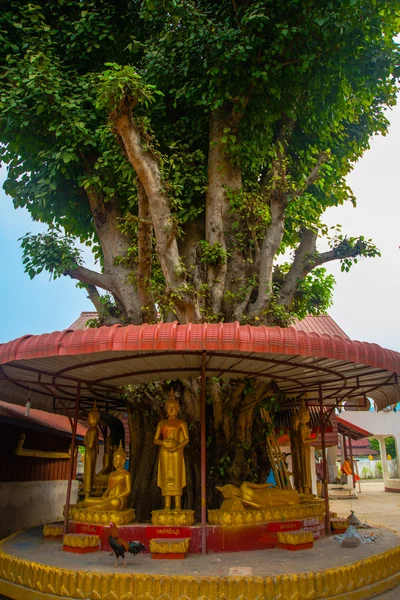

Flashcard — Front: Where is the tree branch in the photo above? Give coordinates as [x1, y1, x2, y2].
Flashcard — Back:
[248, 117, 295, 318]
[277, 227, 317, 309]
[113, 110, 199, 323]
[137, 181, 157, 323]
[278, 228, 377, 310]
[85, 186, 143, 323]
[65, 265, 114, 291]
[85, 284, 121, 326]
[292, 152, 329, 197]
[206, 108, 242, 316]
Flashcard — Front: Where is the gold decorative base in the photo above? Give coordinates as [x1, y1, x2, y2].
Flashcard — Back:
[151, 509, 195, 526]
[68, 506, 135, 526]
[63, 533, 99, 548]
[277, 531, 314, 546]
[2, 533, 400, 599]
[43, 524, 63, 538]
[208, 501, 325, 526]
[149, 538, 190, 554]
[331, 517, 350, 530]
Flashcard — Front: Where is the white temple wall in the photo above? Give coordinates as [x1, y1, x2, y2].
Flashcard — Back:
[0, 480, 78, 540]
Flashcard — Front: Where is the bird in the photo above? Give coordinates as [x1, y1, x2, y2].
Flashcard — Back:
[108, 522, 146, 568]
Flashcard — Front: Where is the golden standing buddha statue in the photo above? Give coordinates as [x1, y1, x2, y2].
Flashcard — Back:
[289, 410, 301, 491]
[79, 441, 131, 511]
[297, 403, 314, 495]
[153, 391, 189, 511]
[83, 402, 100, 497]
[93, 435, 114, 487]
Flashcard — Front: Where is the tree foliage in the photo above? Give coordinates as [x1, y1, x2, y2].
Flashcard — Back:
[369, 437, 397, 459]
[1, 0, 397, 326]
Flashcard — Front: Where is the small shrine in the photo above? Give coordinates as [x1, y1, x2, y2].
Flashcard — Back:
[1, 321, 400, 600]
[66, 390, 325, 557]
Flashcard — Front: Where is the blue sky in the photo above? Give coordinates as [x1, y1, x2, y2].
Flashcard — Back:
[1, 104, 399, 350]
[0, 167, 93, 341]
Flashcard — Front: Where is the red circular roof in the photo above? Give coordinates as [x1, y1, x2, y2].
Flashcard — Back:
[0, 322, 399, 412]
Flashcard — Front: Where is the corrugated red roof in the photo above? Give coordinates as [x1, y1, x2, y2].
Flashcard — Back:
[2, 321, 399, 370]
[70, 312, 351, 339]
[0, 400, 88, 437]
[337, 438, 380, 457]
[69, 312, 99, 331]
[293, 315, 350, 339]
[1, 322, 399, 413]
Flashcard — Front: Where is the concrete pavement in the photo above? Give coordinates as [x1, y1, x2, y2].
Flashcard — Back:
[330, 480, 400, 599]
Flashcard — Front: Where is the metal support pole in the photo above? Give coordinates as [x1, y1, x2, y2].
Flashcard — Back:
[319, 395, 330, 536]
[200, 351, 207, 555]
[63, 382, 81, 537]
[349, 435, 355, 489]
[343, 433, 348, 461]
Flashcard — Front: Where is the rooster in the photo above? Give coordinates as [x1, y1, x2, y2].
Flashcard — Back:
[108, 522, 146, 568]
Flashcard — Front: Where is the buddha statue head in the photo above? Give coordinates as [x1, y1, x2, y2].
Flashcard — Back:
[298, 402, 310, 424]
[165, 389, 179, 418]
[291, 410, 300, 429]
[87, 401, 100, 428]
[113, 440, 127, 470]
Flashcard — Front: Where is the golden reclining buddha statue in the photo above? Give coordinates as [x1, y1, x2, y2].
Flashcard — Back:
[216, 481, 300, 511]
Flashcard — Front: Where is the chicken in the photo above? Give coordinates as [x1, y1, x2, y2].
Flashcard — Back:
[108, 521, 146, 568]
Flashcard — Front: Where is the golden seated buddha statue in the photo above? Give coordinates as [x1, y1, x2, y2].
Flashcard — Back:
[79, 441, 131, 512]
[69, 441, 135, 525]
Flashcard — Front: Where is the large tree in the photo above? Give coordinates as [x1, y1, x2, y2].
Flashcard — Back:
[1, 0, 399, 518]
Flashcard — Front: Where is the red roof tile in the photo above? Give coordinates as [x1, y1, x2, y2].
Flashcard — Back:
[69, 312, 99, 330]
[1, 320, 399, 413]
[70, 312, 351, 339]
[293, 315, 350, 339]
[0, 400, 88, 437]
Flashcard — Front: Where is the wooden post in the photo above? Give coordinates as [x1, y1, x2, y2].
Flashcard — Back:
[319, 396, 330, 535]
[200, 351, 207, 555]
[63, 382, 81, 537]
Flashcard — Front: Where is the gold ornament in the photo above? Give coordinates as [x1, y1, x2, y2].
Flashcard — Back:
[277, 531, 314, 546]
[1, 533, 400, 600]
[43, 524, 63, 537]
[151, 509, 194, 526]
[63, 533, 100, 548]
[208, 500, 325, 526]
[149, 538, 190, 554]
[68, 507, 135, 526]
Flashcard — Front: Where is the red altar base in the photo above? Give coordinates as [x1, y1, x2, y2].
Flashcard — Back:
[69, 516, 325, 554]
[152, 552, 187, 559]
[63, 545, 99, 554]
